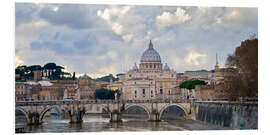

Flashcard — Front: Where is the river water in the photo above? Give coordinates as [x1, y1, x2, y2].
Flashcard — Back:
[16, 114, 230, 133]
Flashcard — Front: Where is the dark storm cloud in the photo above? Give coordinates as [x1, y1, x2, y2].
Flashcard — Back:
[15, 3, 39, 26]
[39, 4, 103, 29]
[30, 40, 74, 55]
[72, 32, 109, 56]
[30, 31, 109, 56]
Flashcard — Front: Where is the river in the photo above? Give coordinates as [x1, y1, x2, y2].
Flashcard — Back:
[15, 114, 230, 133]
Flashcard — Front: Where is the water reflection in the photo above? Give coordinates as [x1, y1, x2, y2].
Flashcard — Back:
[16, 114, 229, 133]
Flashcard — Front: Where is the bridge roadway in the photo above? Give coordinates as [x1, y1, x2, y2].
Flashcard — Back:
[16, 99, 195, 125]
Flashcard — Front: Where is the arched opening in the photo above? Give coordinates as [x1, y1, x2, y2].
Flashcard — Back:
[101, 108, 110, 118]
[15, 108, 28, 125]
[160, 105, 186, 120]
[122, 105, 149, 119]
[83, 107, 110, 123]
[39, 106, 64, 122]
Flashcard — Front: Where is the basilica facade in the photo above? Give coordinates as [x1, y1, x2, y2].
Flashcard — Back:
[122, 41, 179, 100]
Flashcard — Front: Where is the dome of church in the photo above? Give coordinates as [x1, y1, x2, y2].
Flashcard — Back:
[141, 40, 161, 62]
[80, 73, 91, 79]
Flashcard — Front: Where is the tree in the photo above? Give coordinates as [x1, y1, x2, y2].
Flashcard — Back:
[52, 65, 64, 80]
[94, 88, 116, 99]
[44, 63, 57, 79]
[72, 72, 76, 80]
[15, 63, 75, 81]
[225, 38, 258, 99]
[179, 80, 207, 90]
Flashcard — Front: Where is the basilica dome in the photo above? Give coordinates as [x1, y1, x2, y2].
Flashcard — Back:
[140, 40, 161, 62]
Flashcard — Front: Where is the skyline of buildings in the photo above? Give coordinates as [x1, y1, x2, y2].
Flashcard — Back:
[15, 40, 236, 102]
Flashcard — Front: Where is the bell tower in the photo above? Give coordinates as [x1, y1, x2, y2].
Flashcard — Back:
[214, 53, 219, 71]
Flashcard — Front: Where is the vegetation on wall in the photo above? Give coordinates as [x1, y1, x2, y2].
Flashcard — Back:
[179, 80, 207, 90]
[94, 88, 119, 99]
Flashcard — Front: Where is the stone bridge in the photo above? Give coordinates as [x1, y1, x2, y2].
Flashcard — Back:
[16, 99, 257, 129]
[15, 99, 194, 125]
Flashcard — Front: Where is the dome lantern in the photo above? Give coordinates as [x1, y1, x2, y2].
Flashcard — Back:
[149, 40, 153, 49]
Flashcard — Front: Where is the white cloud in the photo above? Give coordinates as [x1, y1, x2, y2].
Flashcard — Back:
[97, 6, 131, 36]
[106, 51, 118, 59]
[15, 55, 24, 67]
[20, 20, 49, 30]
[96, 64, 118, 77]
[111, 22, 123, 35]
[156, 8, 191, 28]
[122, 34, 133, 41]
[184, 48, 207, 66]
[215, 8, 257, 29]
[145, 31, 152, 40]
[52, 7, 59, 12]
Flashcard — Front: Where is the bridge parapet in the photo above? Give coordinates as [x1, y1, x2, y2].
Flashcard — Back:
[16, 99, 192, 106]
[195, 101, 258, 105]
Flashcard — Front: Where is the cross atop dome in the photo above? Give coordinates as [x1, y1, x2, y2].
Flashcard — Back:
[149, 40, 153, 49]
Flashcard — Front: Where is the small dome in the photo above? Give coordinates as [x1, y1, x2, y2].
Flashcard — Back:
[164, 63, 170, 70]
[80, 73, 90, 79]
[133, 63, 139, 70]
[141, 40, 161, 62]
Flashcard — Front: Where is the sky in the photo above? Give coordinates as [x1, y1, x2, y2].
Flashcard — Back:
[15, 3, 258, 78]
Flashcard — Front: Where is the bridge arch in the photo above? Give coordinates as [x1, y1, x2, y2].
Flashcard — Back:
[123, 104, 151, 119]
[39, 105, 63, 122]
[159, 104, 188, 120]
[100, 104, 111, 113]
[15, 107, 30, 123]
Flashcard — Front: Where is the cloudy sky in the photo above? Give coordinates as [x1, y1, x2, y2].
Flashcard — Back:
[15, 3, 257, 78]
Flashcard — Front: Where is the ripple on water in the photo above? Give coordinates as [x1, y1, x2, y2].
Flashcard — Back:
[21, 115, 230, 133]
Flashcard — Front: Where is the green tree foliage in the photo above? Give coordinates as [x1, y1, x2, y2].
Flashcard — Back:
[179, 80, 207, 89]
[72, 72, 76, 80]
[15, 62, 73, 81]
[225, 38, 258, 99]
[94, 88, 116, 99]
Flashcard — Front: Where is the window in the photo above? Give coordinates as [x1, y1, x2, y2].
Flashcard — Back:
[168, 90, 171, 95]
[160, 89, 163, 94]
[143, 89, 145, 97]
[134, 90, 137, 98]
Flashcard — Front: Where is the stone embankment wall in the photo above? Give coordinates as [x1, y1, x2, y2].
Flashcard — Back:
[195, 102, 257, 129]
